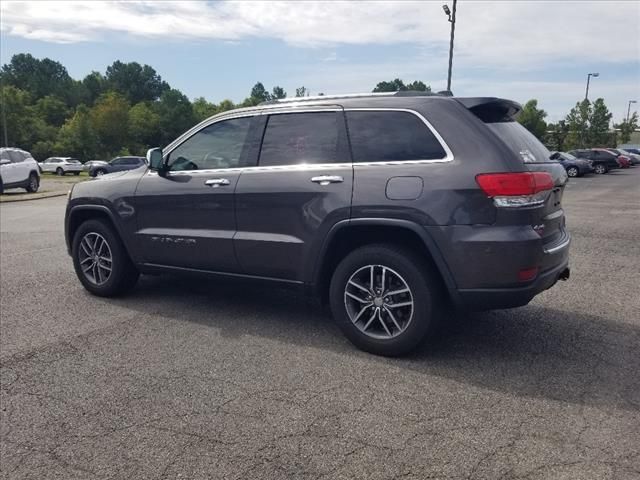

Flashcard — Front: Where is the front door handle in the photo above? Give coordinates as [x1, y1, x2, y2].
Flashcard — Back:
[311, 175, 344, 186]
[205, 178, 230, 187]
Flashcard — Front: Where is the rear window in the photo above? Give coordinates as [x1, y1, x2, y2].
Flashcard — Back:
[346, 111, 446, 162]
[485, 121, 551, 163]
[259, 112, 339, 166]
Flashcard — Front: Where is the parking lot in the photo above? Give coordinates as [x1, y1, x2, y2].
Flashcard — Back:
[1, 169, 639, 479]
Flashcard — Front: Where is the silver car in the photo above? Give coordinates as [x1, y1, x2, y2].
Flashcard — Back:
[41, 157, 84, 175]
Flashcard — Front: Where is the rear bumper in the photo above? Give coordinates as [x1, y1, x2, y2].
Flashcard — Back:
[457, 260, 570, 310]
[424, 224, 571, 311]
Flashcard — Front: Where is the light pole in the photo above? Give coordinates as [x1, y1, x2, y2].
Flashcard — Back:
[627, 100, 637, 122]
[584, 72, 599, 101]
[442, 0, 457, 93]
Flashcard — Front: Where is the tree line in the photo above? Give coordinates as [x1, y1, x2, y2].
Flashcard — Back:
[0, 54, 636, 162]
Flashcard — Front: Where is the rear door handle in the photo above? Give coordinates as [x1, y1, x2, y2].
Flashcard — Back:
[205, 178, 230, 187]
[311, 175, 344, 186]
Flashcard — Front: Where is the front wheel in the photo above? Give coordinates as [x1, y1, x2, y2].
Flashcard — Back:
[330, 244, 442, 356]
[594, 164, 607, 174]
[566, 166, 579, 177]
[72, 219, 139, 297]
[25, 173, 39, 193]
[94, 169, 106, 177]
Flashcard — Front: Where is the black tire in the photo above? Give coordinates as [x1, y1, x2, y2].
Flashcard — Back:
[329, 244, 442, 357]
[566, 166, 579, 178]
[56, 167, 65, 176]
[73, 172, 80, 176]
[594, 164, 608, 174]
[94, 169, 107, 177]
[72, 219, 139, 297]
[25, 173, 39, 193]
[0, 178, 4, 194]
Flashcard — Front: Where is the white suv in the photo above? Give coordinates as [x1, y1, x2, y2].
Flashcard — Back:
[0, 148, 40, 194]
[41, 157, 83, 175]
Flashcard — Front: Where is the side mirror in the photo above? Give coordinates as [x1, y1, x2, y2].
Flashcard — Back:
[146, 148, 164, 172]
[0, 158, 10, 165]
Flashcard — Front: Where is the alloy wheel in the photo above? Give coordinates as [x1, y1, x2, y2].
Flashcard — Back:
[78, 232, 113, 286]
[344, 264, 414, 340]
[567, 167, 578, 177]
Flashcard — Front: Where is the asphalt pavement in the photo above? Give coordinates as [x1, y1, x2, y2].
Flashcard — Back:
[1, 168, 639, 479]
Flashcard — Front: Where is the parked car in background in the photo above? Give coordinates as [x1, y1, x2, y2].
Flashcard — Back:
[617, 148, 640, 165]
[0, 147, 40, 193]
[66, 93, 571, 356]
[606, 149, 633, 168]
[621, 147, 640, 156]
[88, 156, 146, 177]
[41, 157, 83, 175]
[549, 151, 594, 177]
[569, 149, 620, 174]
[83, 160, 105, 172]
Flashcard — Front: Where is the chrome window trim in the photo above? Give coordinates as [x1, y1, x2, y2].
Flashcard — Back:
[158, 107, 453, 176]
[344, 108, 453, 165]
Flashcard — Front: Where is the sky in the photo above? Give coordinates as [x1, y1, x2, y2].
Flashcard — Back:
[1, 0, 639, 123]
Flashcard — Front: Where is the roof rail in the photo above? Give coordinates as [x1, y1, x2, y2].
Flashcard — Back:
[259, 90, 443, 106]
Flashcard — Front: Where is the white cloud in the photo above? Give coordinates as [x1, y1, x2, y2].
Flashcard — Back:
[1, 1, 639, 67]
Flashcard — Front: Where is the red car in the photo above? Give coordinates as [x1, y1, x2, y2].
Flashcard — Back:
[605, 149, 632, 168]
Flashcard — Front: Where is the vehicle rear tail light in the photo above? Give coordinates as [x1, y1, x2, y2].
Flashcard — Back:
[475, 172, 554, 208]
[518, 267, 539, 282]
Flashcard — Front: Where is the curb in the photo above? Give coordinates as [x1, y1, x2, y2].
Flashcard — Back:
[0, 191, 68, 203]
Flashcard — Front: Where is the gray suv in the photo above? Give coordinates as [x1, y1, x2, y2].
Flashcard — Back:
[65, 92, 571, 356]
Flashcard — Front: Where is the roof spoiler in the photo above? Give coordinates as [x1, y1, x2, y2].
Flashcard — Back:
[456, 97, 522, 122]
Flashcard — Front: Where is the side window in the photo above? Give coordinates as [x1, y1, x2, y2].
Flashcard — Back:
[0, 150, 9, 161]
[346, 111, 446, 162]
[168, 117, 252, 171]
[9, 151, 25, 163]
[259, 112, 338, 166]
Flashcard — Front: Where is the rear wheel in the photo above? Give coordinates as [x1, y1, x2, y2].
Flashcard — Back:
[72, 219, 139, 297]
[25, 173, 39, 193]
[330, 244, 441, 356]
[594, 164, 607, 174]
[56, 167, 65, 176]
[566, 166, 579, 177]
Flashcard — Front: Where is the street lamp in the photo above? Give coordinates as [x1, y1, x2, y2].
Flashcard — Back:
[584, 72, 599, 101]
[627, 100, 637, 122]
[442, 0, 457, 93]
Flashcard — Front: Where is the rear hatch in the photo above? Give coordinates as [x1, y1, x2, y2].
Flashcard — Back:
[459, 98, 569, 256]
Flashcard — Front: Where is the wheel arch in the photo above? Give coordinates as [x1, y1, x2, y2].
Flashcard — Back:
[313, 218, 459, 305]
[66, 205, 132, 259]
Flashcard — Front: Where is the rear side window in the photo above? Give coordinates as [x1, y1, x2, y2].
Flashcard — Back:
[8, 151, 25, 163]
[485, 121, 551, 163]
[259, 112, 338, 166]
[346, 111, 446, 162]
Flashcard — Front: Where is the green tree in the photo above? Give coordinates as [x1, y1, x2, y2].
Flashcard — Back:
[564, 99, 591, 149]
[614, 112, 639, 145]
[217, 99, 235, 113]
[544, 120, 569, 152]
[105, 61, 169, 104]
[82, 71, 106, 105]
[373, 78, 430, 93]
[0, 53, 73, 101]
[192, 97, 218, 122]
[128, 102, 161, 151]
[405, 80, 430, 92]
[0, 85, 32, 147]
[517, 99, 548, 140]
[271, 86, 286, 100]
[588, 98, 613, 146]
[250, 82, 270, 103]
[35, 95, 70, 127]
[155, 89, 195, 146]
[55, 105, 100, 161]
[90, 92, 130, 156]
[295, 86, 309, 97]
